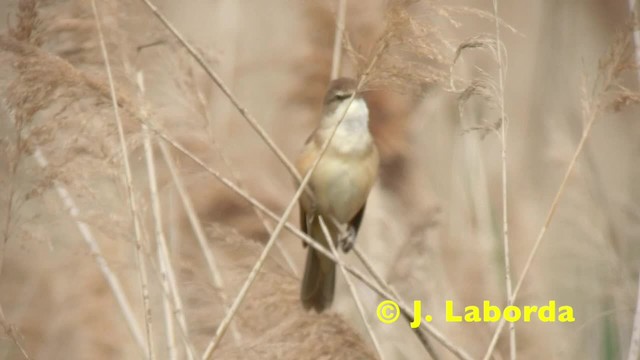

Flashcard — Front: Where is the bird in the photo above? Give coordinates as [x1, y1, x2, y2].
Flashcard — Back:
[295, 77, 379, 312]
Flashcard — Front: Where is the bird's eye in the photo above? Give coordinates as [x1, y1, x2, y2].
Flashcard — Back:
[334, 93, 352, 101]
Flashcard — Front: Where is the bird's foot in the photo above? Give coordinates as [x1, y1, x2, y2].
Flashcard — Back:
[340, 227, 357, 252]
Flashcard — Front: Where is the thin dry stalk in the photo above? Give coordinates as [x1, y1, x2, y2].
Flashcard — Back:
[147, 140, 177, 360]
[144, 135, 198, 360]
[0, 303, 31, 360]
[90, 1, 154, 358]
[137, 72, 183, 360]
[483, 29, 633, 360]
[491, 0, 516, 358]
[142, 120, 176, 360]
[157, 141, 242, 344]
[158, 229, 177, 358]
[318, 216, 385, 360]
[330, 0, 347, 80]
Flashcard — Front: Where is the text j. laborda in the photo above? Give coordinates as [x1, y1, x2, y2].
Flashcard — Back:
[376, 300, 575, 327]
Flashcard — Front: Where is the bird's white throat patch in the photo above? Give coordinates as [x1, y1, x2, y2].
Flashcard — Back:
[321, 98, 372, 154]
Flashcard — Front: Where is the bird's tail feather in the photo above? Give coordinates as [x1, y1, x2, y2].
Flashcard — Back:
[300, 218, 337, 312]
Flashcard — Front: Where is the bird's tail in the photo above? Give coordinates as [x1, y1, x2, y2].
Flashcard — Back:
[300, 217, 337, 312]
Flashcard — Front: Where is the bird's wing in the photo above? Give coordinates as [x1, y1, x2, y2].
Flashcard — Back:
[349, 202, 367, 237]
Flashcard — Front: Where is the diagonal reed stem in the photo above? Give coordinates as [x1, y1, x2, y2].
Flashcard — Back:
[136, 1, 472, 358]
[318, 216, 385, 360]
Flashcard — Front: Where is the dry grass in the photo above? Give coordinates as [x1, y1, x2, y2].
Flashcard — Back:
[1, 0, 640, 359]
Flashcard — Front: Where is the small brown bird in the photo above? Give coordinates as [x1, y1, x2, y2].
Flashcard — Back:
[295, 78, 379, 312]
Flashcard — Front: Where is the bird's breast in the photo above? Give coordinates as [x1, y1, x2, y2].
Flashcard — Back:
[310, 147, 378, 223]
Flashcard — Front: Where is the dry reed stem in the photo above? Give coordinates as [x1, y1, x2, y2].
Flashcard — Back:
[482, 30, 630, 360]
[137, 228, 200, 360]
[330, 0, 347, 80]
[144, 145, 199, 360]
[0, 303, 31, 359]
[147, 141, 178, 360]
[491, 0, 516, 358]
[137, 84, 197, 360]
[137, 72, 191, 360]
[157, 258, 177, 359]
[158, 141, 243, 344]
[318, 216, 385, 360]
[139, 97, 176, 359]
[147, 136, 177, 360]
[90, 1, 154, 357]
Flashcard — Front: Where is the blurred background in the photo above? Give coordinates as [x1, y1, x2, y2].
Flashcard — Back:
[1, 0, 639, 359]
